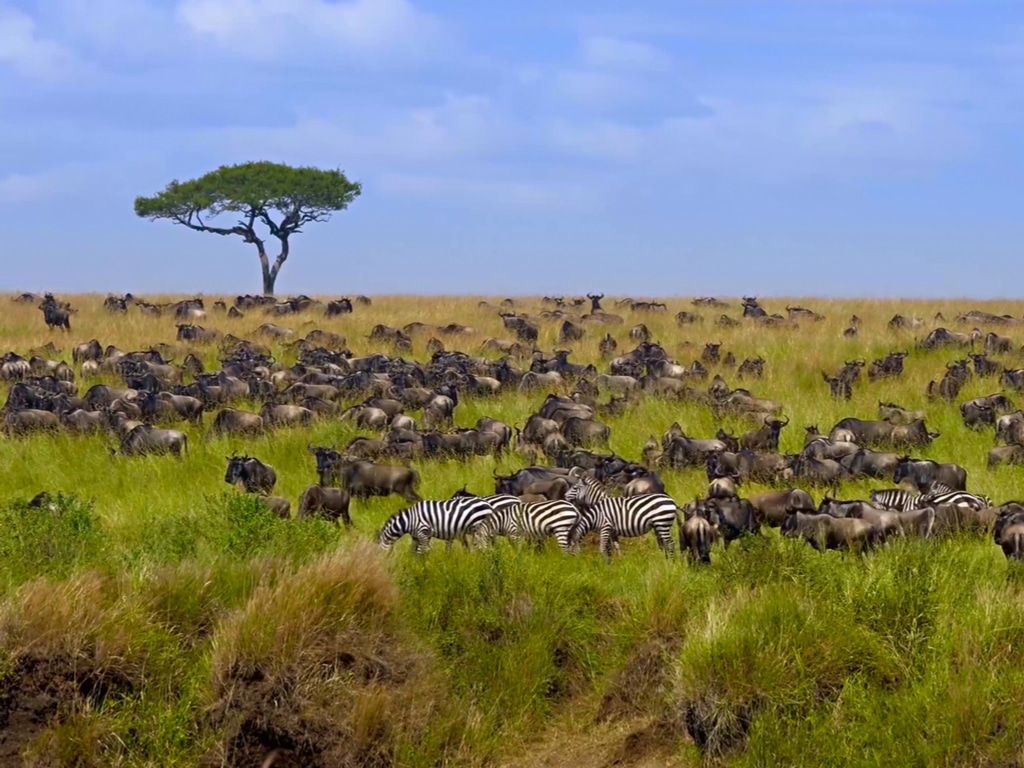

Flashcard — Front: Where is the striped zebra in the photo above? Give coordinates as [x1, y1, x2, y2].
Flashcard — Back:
[870, 485, 990, 512]
[564, 475, 678, 558]
[378, 497, 496, 554]
[486, 499, 581, 553]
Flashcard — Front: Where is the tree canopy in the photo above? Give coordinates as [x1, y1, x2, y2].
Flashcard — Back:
[134, 161, 361, 295]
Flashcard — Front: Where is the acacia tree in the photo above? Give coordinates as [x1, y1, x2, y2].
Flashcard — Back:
[134, 161, 361, 295]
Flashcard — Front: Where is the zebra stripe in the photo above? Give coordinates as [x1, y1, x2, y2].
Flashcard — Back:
[480, 495, 581, 553]
[869, 488, 923, 512]
[922, 488, 991, 511]
[565, 475, 677, 558]
[870, 484, 990, 512]
[378, 497, 496, 553]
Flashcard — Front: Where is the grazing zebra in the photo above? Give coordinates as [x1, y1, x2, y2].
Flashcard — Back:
[564, 475, 678, 558]
[486, 499, 581, 553]
[378, 497, 496, 554]
[870, 485, 990, 512]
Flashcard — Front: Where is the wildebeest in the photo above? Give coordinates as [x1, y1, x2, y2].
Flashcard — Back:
[679, 513, 717, 564]
[737, 356, 765, 379]
[297, 485, 352, 525]
[224, 455, 277, 492]
[119, 424, 188, 456]
[994, 506, 1024, 560]
[893, 457, 967, 492]
[326, 298, 353, 316]
[968, 353, 1002, 378]
[867, 352, 909, 381]
[39, 294, 71, 331]
[310, 446, 420, 501]
[877, 401, 925, 425]
[210, 408, 264, 436]
[987, 444, 1024, 469]
[782, 511, 881, 553]
[740, 416, 789, 452]
[699, 497, 758, 545]
[747, 489, 816, 527]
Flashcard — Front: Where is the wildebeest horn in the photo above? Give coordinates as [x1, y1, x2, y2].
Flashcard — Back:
[780, 416, 790, 426]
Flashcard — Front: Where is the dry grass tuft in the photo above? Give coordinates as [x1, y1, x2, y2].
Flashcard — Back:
[206, 542, 444, 767]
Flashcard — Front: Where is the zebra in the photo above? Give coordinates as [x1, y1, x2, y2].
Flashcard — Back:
[869, 488, 927, 513]
[378, 497, 496, 554]
[870, 485, 990, 512]
[564, 475, 678, 558]
[487, 499, 581, 553]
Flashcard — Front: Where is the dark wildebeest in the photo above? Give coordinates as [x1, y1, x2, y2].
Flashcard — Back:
[822, 372, 852, 400]
[39, 294, 71, 331]
[994, 506, 1024, 560]
[119, 424, 188, 456]
[740, 416, 789, 452]
[224, 455, 277, 493]
[867, 351, 909, 381]
[699, 497, 758, 546]
[297, 485, 352, 526]
[679, 511, 717, 564]
[988, 444, 1024, 469]
[310, 446, 420, 502]
[747, 489, 817, 527]
[737, 356, 765, 379]
[893, 456, 967, 492]
[326, 298, 353, 316]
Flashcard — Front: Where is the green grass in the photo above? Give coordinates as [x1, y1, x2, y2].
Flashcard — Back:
[0, 293, 1023, 766]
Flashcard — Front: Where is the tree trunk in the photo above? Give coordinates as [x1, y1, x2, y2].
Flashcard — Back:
[253, 237, 276, 296]
[264, 236, 290, 296]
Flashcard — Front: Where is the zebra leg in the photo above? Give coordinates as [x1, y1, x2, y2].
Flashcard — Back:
[656, 525, 674, 557]
[599, 527, 614, 559]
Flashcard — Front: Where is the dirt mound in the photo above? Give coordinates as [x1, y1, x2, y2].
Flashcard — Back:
[0, 654, 133, 765]
[596, 635, 680, 724]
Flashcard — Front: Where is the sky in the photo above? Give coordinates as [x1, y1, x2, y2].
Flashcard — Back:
[1, 0, 1023, 298]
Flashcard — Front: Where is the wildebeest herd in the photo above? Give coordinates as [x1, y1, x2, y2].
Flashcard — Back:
[4, 291, 1024, 564]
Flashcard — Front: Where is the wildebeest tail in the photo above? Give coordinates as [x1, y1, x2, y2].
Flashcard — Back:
[1013, 532, 1024, 561]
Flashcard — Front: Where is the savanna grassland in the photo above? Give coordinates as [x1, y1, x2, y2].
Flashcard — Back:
[1, 293, 1023, 768]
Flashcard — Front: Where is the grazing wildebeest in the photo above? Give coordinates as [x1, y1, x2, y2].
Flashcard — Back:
[224, 455, 277, 493]
[210, 408, 264, 436]
[747, 489, 816, 527]
[782, 511, 881, 553]
[119, 424, 188, 456]
[297, 485, 352, 526]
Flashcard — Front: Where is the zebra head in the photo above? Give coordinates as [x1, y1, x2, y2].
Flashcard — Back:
[378, 509, 409, 551]
[564, 475, 607, 509]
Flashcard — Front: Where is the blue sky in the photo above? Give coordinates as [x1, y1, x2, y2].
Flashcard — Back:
[1, 0, 1023, 297]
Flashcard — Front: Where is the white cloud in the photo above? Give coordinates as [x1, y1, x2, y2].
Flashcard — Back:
[581, 36, 671, 72]
[553, 69, 649, 106]
[200, 92, 512, 167]
[0, 6, 75, 78]
[378, 172, 601, 211]
[0, 168, 72, 204]
[176, 0, 437, 55]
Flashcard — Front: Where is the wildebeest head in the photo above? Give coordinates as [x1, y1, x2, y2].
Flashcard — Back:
[308, 444, 342, 484]
[224, 455, 248, 486]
